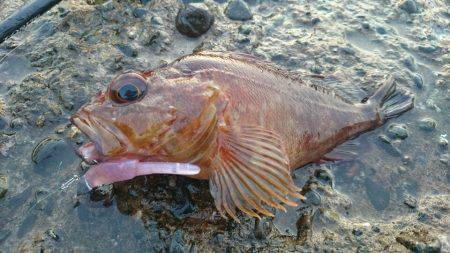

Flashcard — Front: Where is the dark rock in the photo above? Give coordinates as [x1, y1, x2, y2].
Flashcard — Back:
[311, 17, 321, 25]
[0, 174, 8, 199]
[352, 228, 363, 236]
[225, 0, 252, 21]
[365, 177, 390, 211]
[31, 137, 77, 175]
[372, 226, 381, 233]
[90, 184, 113, 204]
[314, 168, 333, 187]
[309, 65, 323, 74]
[399, 0, 418, 14]
[133, 8, 147, 18]
[176, 4, 214, 38]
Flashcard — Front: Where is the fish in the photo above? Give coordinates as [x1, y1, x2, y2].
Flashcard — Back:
[71, 51, 414, 221]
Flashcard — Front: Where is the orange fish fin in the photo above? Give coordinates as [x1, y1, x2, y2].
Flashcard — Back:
[209, 125, 304, 221]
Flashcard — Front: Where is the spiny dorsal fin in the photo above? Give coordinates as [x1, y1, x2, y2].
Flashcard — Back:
[209, 125, 304, 222]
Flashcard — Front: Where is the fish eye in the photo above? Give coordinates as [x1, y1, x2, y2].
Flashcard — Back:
[109, 73, 148, 104]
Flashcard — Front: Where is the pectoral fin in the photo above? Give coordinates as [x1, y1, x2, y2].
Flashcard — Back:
[209, 125, 304, 222]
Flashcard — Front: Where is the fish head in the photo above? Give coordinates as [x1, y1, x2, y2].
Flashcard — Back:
[71, 70, 222, 163]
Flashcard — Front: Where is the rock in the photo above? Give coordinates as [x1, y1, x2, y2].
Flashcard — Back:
[132, 8, 147, 18]
[404, 194, 418, 209]
[396, 231, 442, 253]
[438, 135, 448, 148]
[225, 0, 252, 21]
[314, 168, 333, 187]
[151, 16, 163, 26]
[418, 45, 436, 54]
[376, 26, 387, 34]
[254, 218, 272, 239]
[176, 4, 214, 38]
[46, 228, 60, 241]
[305, 190, 321, 206]
[31, 137, 76, 175]
[361, 22, 370, 29]
[353, 228, 363, 236]
[418, 118, 436, 131]
[387, 124, 409, 139]
[116, 44, 138, 57]
[0, 174, 8, 199]
[402, 56, 417, 71]
[399, 0, 418, 14]
[309, 65, 323, 74]
[412, 73, 423, 89]
[439, 154, 449, 165]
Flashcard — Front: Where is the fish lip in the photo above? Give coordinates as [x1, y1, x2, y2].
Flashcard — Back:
[71, 109, 129, 159]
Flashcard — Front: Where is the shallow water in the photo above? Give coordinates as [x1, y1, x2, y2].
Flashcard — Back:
[0, 0, 449, 252]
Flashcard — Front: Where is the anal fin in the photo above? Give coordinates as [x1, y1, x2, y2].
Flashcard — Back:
[209, 125, 304, 222]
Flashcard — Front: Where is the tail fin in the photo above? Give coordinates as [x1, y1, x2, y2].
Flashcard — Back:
[367, 76, 414, 122]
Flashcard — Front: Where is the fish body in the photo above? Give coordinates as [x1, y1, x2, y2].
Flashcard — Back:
[71, 51, 414, 220]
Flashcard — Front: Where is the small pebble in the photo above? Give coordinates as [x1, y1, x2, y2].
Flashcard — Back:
[438, 135, 448, 148]
[418, 45, 436, 54]
[116, 44, 138, 57]
[0, 174, 8, 199]
[411, 73, 423, 89]
[133, 8, 147, 18]
[378, 134, 391, 144]
[151, 16, 163, 26]
[361, 22, 370, 29]
[376, 26, 387, 34]
[254, 218, 272, 239]
[403, 194, 418, 209]
[309, 65, 323, 74]
[311, 17, 320, 25]
[418, 118, 436, 131]
[352, 228, 363, 236]
[46, 229, 60, 241]
[387, 124, 409, 139]
[439, 154, 449, 165]
[399, 0, 418, 14]
[225, 0, 252, 21]
[176, 4, 214, 37]
[304, 190, 321, 206]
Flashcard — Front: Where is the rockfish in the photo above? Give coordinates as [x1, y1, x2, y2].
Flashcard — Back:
[71, 51, 414, 220]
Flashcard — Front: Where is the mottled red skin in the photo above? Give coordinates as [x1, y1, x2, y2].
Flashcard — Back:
[72, 51, 382, 180]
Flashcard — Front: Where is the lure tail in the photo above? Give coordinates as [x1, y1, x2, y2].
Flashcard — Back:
[367, 76, 414, 123]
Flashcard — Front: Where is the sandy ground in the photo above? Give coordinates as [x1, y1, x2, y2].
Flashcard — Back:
[0, 0, 449, 252]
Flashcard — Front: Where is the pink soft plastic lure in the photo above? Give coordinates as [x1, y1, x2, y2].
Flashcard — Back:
[77, 143, 200, 190]
[83, 159, 200, 190]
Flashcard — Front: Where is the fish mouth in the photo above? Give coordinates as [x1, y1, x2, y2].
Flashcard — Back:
[70, 109, 129, 161]
[70, 110, 200, 190]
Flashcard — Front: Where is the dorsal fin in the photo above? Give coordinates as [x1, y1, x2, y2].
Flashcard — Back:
[209, 125, 304, 222]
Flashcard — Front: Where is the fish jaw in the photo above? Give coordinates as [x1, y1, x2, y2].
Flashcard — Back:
[82, 159, 201, 189]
